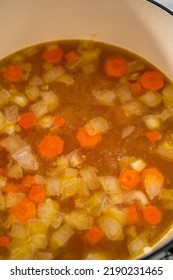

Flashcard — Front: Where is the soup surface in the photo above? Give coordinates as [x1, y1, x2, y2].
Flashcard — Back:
[0, 40, 173, 260]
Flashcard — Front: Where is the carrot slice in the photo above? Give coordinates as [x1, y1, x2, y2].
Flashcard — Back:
[142, 205, 162, 225]
[19, 112, 37, 129]
[76, 126, 102, 149]
[28, 184, 46, 204]
[38, 135, 64, 159]
[130, 81, 143, 95]
[146, 130, 162, 141]
[126, 206, 140, 225]
[65, 51, 78, 62]
[140, 167, 164, 189]
[11, 197, 36, 223]
[139, 70, 164, 91]
[21, 175, 37, 193]
[119, 168, 140, 189]
[104, 57, 128, 78]
[42, 46, 63, 63]
[84, 226, 104, 246]
[53, 116, 65, 127]
[2, 182, 20, 194]
[0, 235, 10, 248]
[3, 64, 23, 82]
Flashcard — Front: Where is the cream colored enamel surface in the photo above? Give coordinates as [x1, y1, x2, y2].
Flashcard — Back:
[0, 0, 173, 258]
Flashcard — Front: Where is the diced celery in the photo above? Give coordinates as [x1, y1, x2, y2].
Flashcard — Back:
[79, 166, 101, 190]
[25, 86, 40, 101]
[7, 162, 23, 179]
[60, 177, 79, 199]
[66, 209, 93, 230]
[103, 205, 126, 225]
[51, 224, 74, 249]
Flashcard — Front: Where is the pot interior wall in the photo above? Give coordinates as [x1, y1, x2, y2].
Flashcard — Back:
[0, 0, 173, 258]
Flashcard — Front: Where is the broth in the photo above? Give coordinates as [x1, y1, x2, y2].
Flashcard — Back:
[0, 40, 173, 260]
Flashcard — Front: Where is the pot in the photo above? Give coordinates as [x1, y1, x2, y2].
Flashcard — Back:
[0, 0, 173, 259]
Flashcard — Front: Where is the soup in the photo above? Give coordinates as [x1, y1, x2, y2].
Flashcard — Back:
[0, 40, 173, 260]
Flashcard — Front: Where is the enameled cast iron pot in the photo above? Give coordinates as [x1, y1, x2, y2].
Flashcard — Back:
[0, 0, 173, 259]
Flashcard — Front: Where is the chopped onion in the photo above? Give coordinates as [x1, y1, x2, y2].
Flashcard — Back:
[39, 115, 53, 129]
[122, 100, 145, 117]
[67, 150, 84, 168]
[109, 193, 123, 205]
[37, 198, 59, 222]
[142, 114, 160, 130]
[51, 224, 74, 249]
[0, 176, 7, 188]
[56, 155, 69, 170]
[34, 174, 46, 185]
[31, 234, 47, 250]
[2, 124, 21, 135]
[41, 90, 59, 112]
[143, 174, 163, 200]
[79, 166, 101, 190]
[61, 177, 79, 199]
[128, 234, 148, 257]
[122, 126, 135, 138]
[123, 190, 148, 206]
[85, 192, 105, 217]
[46, 178, 61, 196]
[0, 111, 6, 130]
[130, 158, 147, 172]
[0, 135, 27, 154]
[25, 86, 40, 101]
[140, 91, 162, 107]
[100, 176, 120, 195]
[4, 105, 19, 124]
[43, 66, 65, 84]
[10, 223, 26, 238]
[29, 75, 43, 86]
[0, 88, 11, 108]
[93, 89, 117, 107]
[66, 209, 93, 230]
[13, 146, 39, 171]
[98, 215, 124, 240]
[31, 100, 48, 118]
[12, 93, 29, 107]
[65, 168, 78, 177]
[116, 86, 132, 103]
[103, 206, 126, 225]
[7, 162, 23, 179]
[85, 117, 109, 136]
[57, 73, 74, 85]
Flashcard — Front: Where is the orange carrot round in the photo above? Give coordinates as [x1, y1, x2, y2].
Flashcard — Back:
[11, 197, 36, 223]
[43, 46, 63, 63]
[65, 51, 78, 62]
[146, 130, 162, 141]
[0, 167, 7, 176]
[76, 126, 102, 149]
[142, 205, 162, 225]
[21, 175, 37, 193]
[104, 57, 128, 78]
[119, 168, 140, 189]
[28, 184, 46, 204]
[126, 206, 139, 225]
[0, 235, 10, 248]
[19, 112, 37, 129]
[53, 116, 65, 127]
[3, 64, 23, 82]
[84, 226, 104, 246]
[2, 182, 20, 194]
[38, 135, 64, 159]
[139, 70, 164, 91]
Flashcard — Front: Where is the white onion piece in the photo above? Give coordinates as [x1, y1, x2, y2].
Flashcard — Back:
[116, 86, 132, 103]
[130, 159, 147, 172]
[34, 174, 46, 185]
[29, 75, 43, 86]
[123, 190, 149, 206]
[31, 234, 47, 250]
[41, 90, 59, 112]
[13, 146, 39, 171]
[85, 117, 109, 136]
[39, 115, 53, 128]
[0, 88, 11, 108]
[123, 100, 145, 117]
[142, 114, 160, 130]
[66, 210, 93, 230]
[12, 93, 29, 107]
[31, 100, 48, 118]
[67, 150, 84, 168]
[10, 223, 26, 238]
[122, 126, 135, 138]
[4, 105, 19, 124]
[128, 234, 148, 257]
[0, 176, 7, 188]
[98, 215, 124, 240]
[51, 224, 74, 249]
[25, 86, 40, 101]
[46, 178, 61, 196]
[93, 89, 117, 107]
[100, 176, 120, 195]
[140, 91, 162, 107]
[79, 166, 101, 190]
[61, 177, 79, 199]
[0, 135, 27, 154]
[7, 163, 23, 179]
[0, 111, 6, 130]
[43, 66, 65, 84]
